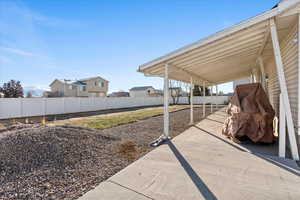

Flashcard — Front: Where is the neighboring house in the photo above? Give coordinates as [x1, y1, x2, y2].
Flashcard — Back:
[108, 91, 130, 97]
[233, 78, 251, 89]
[129, 86, 155, 97]
[169, 87, 184, 97]
[149, 89, 163, 97]
[49, 76, 108, 97]
[129, 86, 186, 98]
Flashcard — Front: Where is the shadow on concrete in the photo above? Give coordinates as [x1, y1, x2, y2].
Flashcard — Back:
[254, 153, 300, 177]
[193, 126, 300, 177]
[166, 140, 218, 200]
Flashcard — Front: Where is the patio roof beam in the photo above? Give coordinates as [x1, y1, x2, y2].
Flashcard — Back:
[257, 22, 271, 56]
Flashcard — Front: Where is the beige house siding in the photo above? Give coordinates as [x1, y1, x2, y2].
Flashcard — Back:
[85, 77, 108, 96]
[281, 23, 298, 134]
[77, 85, 89, 97]
[265, 58, 280, 116]
[265, 20, 299, 148]
[49, 77, 109, 97]
[130, 88, 155, 97]
[50, 80, 77, 97]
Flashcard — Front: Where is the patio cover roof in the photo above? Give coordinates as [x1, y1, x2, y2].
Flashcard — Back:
[138, 0, 300, 86]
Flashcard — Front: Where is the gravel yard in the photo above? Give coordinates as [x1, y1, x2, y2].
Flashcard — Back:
[0, 107, 204, 200]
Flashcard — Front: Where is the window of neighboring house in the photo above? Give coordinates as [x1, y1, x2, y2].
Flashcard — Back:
[98, 81, 104, 88]
[69, 85, 73, 90]
[81, 85, 86, 91]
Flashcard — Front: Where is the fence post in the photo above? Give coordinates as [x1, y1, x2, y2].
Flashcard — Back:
[42, 98, 46, 125]
[20, 98, 23, 118]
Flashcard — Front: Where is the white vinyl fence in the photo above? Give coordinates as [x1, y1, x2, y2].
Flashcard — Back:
[0, 96, 229, 119]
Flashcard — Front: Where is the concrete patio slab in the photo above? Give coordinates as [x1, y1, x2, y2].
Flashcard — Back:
[78, 109, 300, 200]
[78, 181, 152, 200]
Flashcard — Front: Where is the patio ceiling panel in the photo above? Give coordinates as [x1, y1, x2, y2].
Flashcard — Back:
[141, 21, 268, 86]
[138, 0, 300, 86]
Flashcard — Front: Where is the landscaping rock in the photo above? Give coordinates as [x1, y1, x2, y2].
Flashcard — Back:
[0, 108, 202, 199]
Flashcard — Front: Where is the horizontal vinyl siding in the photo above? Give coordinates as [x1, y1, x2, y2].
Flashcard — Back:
[281, 23, 298, 134]
[266, 58, 280, 117]
[265, 22, 298, 140]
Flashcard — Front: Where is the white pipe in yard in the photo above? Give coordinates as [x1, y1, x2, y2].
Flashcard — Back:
[190, 77, 194, 124]
[203, 81, 206, 117]
[163, 63, 169, 138]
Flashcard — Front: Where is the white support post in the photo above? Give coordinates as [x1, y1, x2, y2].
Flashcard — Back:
[279, 94, 286, 158]
[210, 86, 213, 113]
[251, 70, 256, 83]
[270, 18, 299, 160]
[189, 77, 194, 125]
[215, 85, 218, 110]
[252, 68, 257, 83]
[202, 81, 206, 117]
[258, 56, 267, 91]
[163, 63, 170, 138]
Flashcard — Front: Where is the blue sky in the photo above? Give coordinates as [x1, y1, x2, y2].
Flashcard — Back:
[0, 0, 280, 93]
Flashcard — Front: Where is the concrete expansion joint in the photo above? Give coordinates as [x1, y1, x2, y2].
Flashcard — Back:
[106, 180, 155, 200]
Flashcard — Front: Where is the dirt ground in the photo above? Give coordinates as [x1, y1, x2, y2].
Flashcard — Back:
[0, 107, 206, 200]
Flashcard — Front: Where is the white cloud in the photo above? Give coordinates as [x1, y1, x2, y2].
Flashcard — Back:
[27, 11, 82, 28]
[0, 46, 36, 57]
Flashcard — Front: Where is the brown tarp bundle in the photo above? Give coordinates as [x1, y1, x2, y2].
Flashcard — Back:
[222, 83, 276, 143]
